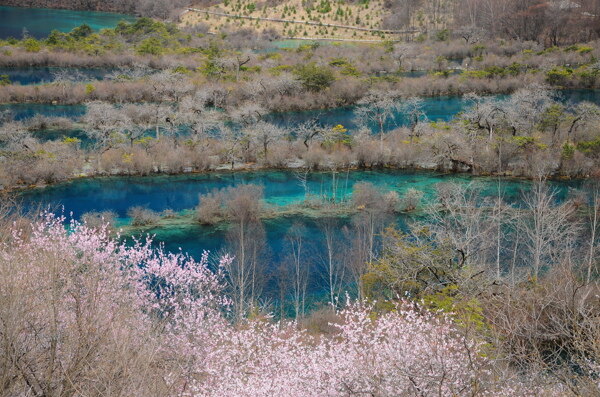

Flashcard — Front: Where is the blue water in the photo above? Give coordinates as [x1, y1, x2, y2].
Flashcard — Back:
[0, 67, 116, 85]
[31, 128, 89, 143]
[16, 169, 583, 308]
[15, 170, 523, 217]
[0, 6, 135, 39]
[265, 95, 477, 131]
[250, 89, 600, 132]
[5, 90, 600, 135]
[0, 103, 86, 120]
[17, 170, 580, 250]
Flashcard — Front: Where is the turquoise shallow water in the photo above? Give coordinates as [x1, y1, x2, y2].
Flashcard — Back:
[15, 170, 549, 217]
[17, 169, 583, 308]
[18, 170, 581, 252]
[0, 6, 135, 39]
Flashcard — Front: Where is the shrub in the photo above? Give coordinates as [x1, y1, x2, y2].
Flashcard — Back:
[69, 24, 93, 39]
[401, 188, 424, 211]
[546, 67, 573, 85]
[85, 83, 96, 95]
[136, 37, 164, 56]
[293, 62, 335, 92]
[81, 210, 118, 230]
[23, 38, 41, 52]
[161, 209, 176, 218]
[127, 206, 159, 226]
[435, 29, 450, 42]
[197, 189, 224, 224]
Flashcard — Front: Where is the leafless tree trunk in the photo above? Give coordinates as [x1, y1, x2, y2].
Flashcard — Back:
[318, 218, 346, 308]
[285, 223, 310, 319]
[519, 180, 579, 279]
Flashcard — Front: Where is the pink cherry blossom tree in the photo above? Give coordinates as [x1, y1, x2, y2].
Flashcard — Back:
[0, 213, 563, 397]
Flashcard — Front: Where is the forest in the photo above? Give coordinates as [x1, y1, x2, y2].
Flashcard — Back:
[3, 1, 600, 396]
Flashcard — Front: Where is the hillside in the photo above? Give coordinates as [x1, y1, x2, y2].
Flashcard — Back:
[180, 0, 454, 41]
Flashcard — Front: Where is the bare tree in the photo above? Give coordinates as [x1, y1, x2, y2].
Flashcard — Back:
[427, 182, 497, 269]
[400, 97, 426, 142]
[294, 169, 310, 199]
[177, 94, 225, 147]
[222, 185, 266, 318]
[518, 180, 580, 279]
[284, 223, 310, 319]
[149, 70, 193, 103]
[51, 68, 87, 96]
[295, 119, 325, 150]
[504, 84, 555, 136]
[567, 102, 600, 139]
[318, 218, 347, 308]
[82, 101, 129, 152]
[463, 93, 504, 141]
[244, 121, 286, 160]
[230, 103, 266, 128]
[0, 121, 35, 152]
[149, 71, 192, 139]
[355, 90, 400, 150]
[121, 104, 156, 147]
[107, 64, 153, 81]
[585, 180, 600, 282]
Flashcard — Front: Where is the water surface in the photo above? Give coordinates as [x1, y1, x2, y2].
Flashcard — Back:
[0, 103, 86, 120]
[0, 67, 116, 85]
[6, 90, 599, 132]
[0, 6, 135, 39]
[17, 169, 584, 308]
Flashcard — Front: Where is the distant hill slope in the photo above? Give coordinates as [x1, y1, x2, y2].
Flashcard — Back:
[181, 0, 453, 41]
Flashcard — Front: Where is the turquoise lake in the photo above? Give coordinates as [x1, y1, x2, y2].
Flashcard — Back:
[0, 6, 135, 39]
[17, 170, 581, 265]
[17, 169, 584, 305]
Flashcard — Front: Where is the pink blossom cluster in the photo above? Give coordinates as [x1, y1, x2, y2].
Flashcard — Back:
[0, 214, 560, 396]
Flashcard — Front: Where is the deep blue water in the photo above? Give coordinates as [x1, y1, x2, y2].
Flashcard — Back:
[31, 128, 89, 143]
[0, 67, 116, 85]
[0, 6, 135, 39]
